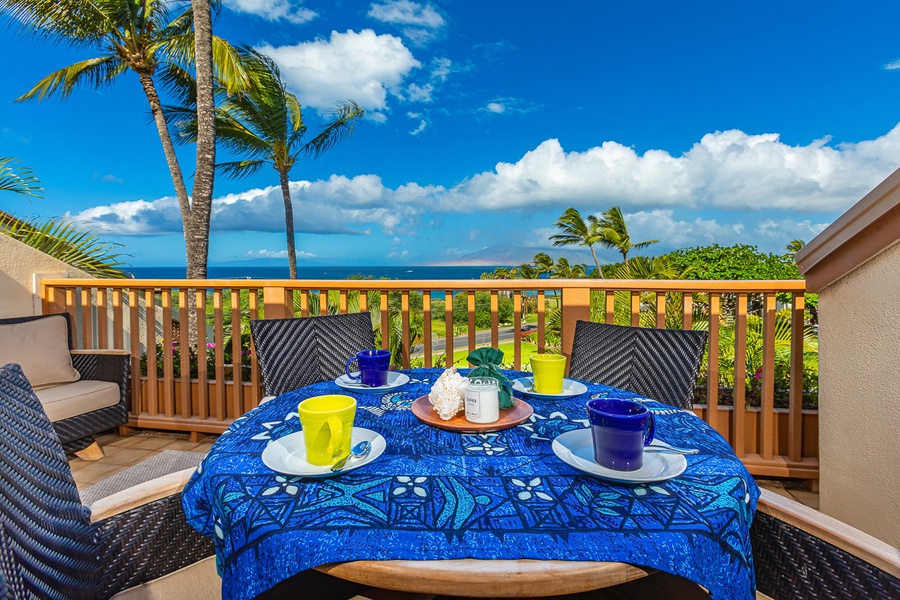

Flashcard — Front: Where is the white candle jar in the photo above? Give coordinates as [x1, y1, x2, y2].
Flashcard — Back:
[464, 377, 500, 424]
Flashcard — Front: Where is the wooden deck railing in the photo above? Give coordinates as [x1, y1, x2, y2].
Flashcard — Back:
[41, 278, 816, 480]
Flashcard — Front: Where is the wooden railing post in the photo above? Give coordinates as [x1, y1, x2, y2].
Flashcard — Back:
[262, 286, 291, 319]
[561, 285, 591, 369]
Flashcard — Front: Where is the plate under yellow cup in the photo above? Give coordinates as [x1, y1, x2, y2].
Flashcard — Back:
[297, 394, 357, 466]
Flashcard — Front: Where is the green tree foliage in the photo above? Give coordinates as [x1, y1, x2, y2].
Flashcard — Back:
[665, 244, 800, 280]
[450, 292, 513, 329]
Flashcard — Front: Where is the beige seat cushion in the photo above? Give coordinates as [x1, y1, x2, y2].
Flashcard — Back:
[0, 316, 80, 389]
[33, 379, 119, 422]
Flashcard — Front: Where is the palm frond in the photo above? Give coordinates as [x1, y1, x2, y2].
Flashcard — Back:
[0, 212, 129, 278]
[0, 0, 115, 44]
[0, 157, 43, 199]
[301, 100, 364, 159]
[215, 159, 266, 180]
[16, 55, 122, 102]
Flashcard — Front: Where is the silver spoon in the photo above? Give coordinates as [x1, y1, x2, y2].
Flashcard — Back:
[646, 440, 699, 455]
[331, 440, 372, 472]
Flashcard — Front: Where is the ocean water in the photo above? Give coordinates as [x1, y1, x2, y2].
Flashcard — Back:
[127, 265, 507, 281]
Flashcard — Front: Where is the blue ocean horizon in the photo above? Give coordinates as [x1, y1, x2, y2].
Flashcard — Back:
[127, 265, 508, 281]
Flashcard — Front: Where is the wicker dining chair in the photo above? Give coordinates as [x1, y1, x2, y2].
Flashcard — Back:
[0, 363, 215, 599]
[568, 321, 708, 410]
[250, 312, 377, 397]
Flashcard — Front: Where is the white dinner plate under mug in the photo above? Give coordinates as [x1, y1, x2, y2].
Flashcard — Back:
[552, 428, 687, 484]
[262, 427, 386, 478]
[335, 372, 410, 393]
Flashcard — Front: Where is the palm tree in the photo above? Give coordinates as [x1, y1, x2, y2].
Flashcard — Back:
[532, 252, 555, 276]
[785, 239, 806, 256]
[167, 48, 363, 279]
[551, 257, 587, 279]
[513, 263, 539, 318]
[596, 206, 658, 264]
[514, 263, 539, 279]
[550, 207, 603, 272]
[2, 0, 247, 278]
[480, 266, 513, 280]
[0, 158, 42, 199]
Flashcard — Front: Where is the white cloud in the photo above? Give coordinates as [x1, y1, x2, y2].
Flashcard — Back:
[431, 57, 452, 81]
[258, 30, 420, 117]
[407, 82, 434, 102]
[70, 175, 442, 236]
[70, 125, 900, 253]
[409, 119, 427, 135]
[481, 97, 539, 116]
[407, 111, 427, 135]
[223, 0, 316, 24]
[245, 248, 317, 259]
[613, 210, 831, 253]
[367, 1, 445, 45]
[884, 59, 900, 70]
[436, 124, 900, 213]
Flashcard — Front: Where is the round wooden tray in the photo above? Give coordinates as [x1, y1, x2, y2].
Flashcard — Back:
[411, 395, 534, 433]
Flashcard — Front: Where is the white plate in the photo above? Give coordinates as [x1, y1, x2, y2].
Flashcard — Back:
[511, 377, 588, 399]
[335, 371, 410, 393]
[551, 429, 687, 484]
[261, 427, 386, 478]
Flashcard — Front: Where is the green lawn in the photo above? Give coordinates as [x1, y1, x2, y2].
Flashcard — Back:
[450, 340, 539, 369]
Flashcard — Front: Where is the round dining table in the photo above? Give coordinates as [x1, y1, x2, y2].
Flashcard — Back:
[182, 368, 760, 600]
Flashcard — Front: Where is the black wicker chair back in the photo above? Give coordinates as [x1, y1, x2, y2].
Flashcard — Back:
[250, 313, 377, 396]
[0, 363, 99, 599]
[0, 363, 215, 599]
[568, 321, 708, 409]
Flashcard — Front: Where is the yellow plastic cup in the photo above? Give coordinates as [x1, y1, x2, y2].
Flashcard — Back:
[297, 395, 357, 466]
[530, 354, 567, 394]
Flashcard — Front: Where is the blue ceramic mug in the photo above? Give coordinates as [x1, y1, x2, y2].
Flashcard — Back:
[587, 398, 655, 471]
[345, 349, 391, 387]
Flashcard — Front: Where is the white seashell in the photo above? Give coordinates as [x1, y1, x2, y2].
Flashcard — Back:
[428, 367, 468, 420]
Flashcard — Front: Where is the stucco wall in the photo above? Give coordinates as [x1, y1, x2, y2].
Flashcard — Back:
[0, 234, 90, 318]
[818, 240, 900, 547]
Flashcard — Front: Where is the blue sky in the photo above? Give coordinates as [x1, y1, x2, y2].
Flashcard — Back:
[3, 0, 900, 268]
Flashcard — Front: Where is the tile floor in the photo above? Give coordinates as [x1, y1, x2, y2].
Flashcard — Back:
[70, 430, 820, 512]
[69, 430, 218, 491]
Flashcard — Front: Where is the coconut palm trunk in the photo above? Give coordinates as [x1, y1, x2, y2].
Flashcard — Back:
[279, 170, 298, 278]
[189, 0, 216, 280]
[137, 72, 191, 210]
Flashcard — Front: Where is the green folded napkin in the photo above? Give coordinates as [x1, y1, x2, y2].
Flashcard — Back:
[466, 347, 514, 409]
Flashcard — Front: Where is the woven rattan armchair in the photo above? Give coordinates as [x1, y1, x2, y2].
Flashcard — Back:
[250, 312, 377, 398]
[753, 489, 900, 599]
[0, 313, 129, 457]
[0, 363, 215, 599]
[568, 321, 708, 410]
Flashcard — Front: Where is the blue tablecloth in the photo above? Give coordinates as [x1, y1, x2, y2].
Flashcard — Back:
[183, 369, 760, 600]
